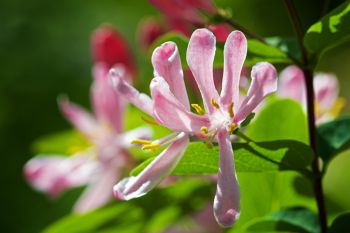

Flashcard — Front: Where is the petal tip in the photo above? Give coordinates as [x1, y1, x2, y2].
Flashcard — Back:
[190, 28, 216, 47]
[215, 209, 240, 228]
[152, 41, 178, 63]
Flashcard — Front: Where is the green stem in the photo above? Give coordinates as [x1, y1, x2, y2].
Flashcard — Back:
[235, 130, 254, 142]
[284, 1, 328, 232]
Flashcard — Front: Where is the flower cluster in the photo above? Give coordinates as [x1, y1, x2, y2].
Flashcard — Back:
[111, 28, 277, 227]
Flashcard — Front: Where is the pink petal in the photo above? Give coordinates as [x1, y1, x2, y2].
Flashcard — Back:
[113, 136, 189, 200]
[74, 162, 120, 213]
[214, 130, 240, 227]
[220, 31, 247, 111]
[109, 69, 153, 116]
[314, 73, 339, 110]
[91, 26, 135, 75]
[186, 28, 220, 113]
[59, 98, 99, 139]
[152, 42, 190, 109]
[234, 62, 277, 123]
[92, 63, 126, 133]
[24, 154, 97, 198]
[151, 77, 210, 133]
[278, 65, 306, 105]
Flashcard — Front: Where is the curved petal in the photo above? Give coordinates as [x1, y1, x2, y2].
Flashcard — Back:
[314, 73, 339, 110]
[109, 69, 153, 116]
[220, 31, 247, 111]
[24, 154, 97, 198]
[92, 64, 126, 133]
[113, 135, 189, 200]
[74, 162, 119, 213]
[59, 98, 99, 139]
[151, 77, 210, 133]
[278, 65, 306, 105]
[152, 42, 190, 109]
[234, 62, 277, 123]
[186, 28, 219, 113]
[214, 130, 240, 227]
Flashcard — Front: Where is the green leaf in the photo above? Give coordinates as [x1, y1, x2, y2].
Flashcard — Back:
[244, 207, 320, 233]
[43, 179, 212, 233]
[32, 130, 90, 155]
[317, 116, 350, 163]
[246, 98, 308, 143]
[131, 140, 313, 176]
[304, 0, 350, 55]
[329, 212, 350, 233]
[245, 39, 292, 66]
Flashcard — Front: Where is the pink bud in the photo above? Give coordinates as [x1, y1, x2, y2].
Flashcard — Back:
[91, 26, 135, 75]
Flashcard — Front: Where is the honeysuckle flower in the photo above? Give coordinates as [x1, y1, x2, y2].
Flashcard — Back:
[24, 26, 151, 213]
[112, 28, 277, 227]
[278, 65, 345, 124]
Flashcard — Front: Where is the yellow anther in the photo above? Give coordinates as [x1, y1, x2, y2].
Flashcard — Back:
[68, 146, 84, 154]
[330, 97, 345, 117]
[142, 143, 160, 150]
[210, 98, 220, 109]
[191, 104, 205, 115]
[228, 123, 236, 135]
[205, 141, 214, 149]
[200, 126, 208, 134]
[228, 102, 235, 118]
[131, 139, 152, 145]
[141, 116, 159, 125]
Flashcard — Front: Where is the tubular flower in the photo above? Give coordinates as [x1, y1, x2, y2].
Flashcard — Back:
[24, 64, 152, 213]
[278, 65, 345, 124]
[112, 28, 277, 227]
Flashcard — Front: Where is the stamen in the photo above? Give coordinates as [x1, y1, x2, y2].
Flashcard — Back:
[228, 123, 236, 135]
[141, 116, 159, 125]
[210, 98, 220, 109]
[330, 97, 345, 117]
[142, 143, 160, 150]
[205, 141, 214, 149]
[228, 102, 235, 118]
[200, 126, 208, 134]
[131, 139, 152, 145]
[191, 104, 205, 115]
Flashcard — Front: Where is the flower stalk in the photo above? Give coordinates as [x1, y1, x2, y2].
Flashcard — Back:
[283, 0, 328, 232]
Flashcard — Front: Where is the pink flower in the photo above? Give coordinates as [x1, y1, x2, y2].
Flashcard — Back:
[278, 65, 345, 124]
[24, 26, 151, 213]
[111, 28, 277, 227]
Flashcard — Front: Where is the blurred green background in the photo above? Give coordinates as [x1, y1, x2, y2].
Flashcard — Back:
[1, 0, 349, 232]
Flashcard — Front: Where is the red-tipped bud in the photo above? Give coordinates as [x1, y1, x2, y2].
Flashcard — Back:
[91, 26, 135, 75]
